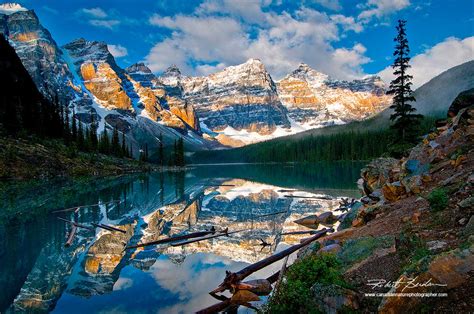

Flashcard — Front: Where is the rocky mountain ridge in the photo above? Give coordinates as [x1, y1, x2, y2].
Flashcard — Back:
[1, 3, 392, 149]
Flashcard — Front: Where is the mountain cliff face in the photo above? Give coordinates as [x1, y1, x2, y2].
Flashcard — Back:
[1, 3, 392, 149]
[277, 63, 391, 127]
[156, 60, 390, 147]
[0, 4, 213, 153]
[158, 59, 291, 147]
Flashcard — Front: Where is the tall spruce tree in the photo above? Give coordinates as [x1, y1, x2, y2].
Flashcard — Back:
[112, 127, 120, 156]
[71, 109, 77, 141]
[387, 20, 422, 152]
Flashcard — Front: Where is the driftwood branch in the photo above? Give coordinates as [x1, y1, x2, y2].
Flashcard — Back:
[57, 217, 95, 231]
[91, 223, 126, 233]
[52, 199, 122, 213]
[281, 230, 319, 236]
[211, 228, 332, 294]
[284, 195, 332, 200]
[171, 228, 249, 247]
[65, 225, 77, 247]
[125, 228, 218, 250]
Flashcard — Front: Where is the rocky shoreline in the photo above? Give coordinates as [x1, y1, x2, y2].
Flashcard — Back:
[267, 103, 473, 312]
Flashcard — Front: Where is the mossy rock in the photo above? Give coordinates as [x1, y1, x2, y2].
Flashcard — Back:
[338, 235, 394, 268]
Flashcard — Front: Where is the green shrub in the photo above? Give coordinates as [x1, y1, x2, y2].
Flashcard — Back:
[427, 188, 448, 212]
[264, 254, 347, 313]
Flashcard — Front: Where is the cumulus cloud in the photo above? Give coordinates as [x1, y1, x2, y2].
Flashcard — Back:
[378, 36, 474, 88]
[146, 6, 369, 80]
[108, 44, 128, 58]
[312, 0, 342, 11]
[77, 7, 121, 30]
[358, 0, 411, 22]
[81, 7, 108, 18]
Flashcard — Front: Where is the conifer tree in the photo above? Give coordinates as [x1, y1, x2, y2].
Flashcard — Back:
[99, 129, 110, 154]
[111, 127, 120, 156]
[71, 109, 77, 141]
[387, 20, 422, 152]
[89, 113, 98, 150]
[77, 120, 84, 150]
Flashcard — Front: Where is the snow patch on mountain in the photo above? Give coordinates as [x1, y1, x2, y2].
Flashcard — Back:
[0, 3, 27, 15]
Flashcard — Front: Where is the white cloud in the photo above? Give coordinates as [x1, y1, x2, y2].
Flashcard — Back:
[89, 19, 120, 29]
[312, 0, 342, 11]
[81, 7, 108, 18]
[358, 0, 411, 22]
[108, 44, 128, 58]
[378, 36, 474, 88]
[146, 6, 368, 80]
[77, 7, 123, 30]
[330, 14, 363, 33]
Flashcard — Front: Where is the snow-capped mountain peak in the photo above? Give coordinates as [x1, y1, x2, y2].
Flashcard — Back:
[0, 3, 27, 15]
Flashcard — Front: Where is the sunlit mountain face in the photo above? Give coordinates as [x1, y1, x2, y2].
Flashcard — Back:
[0, 163, 363, 313]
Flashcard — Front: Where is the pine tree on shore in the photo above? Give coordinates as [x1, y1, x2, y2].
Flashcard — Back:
[112, 127, 120, 156]
[387, 19, 423, 154]
[71, 109, 77, 141]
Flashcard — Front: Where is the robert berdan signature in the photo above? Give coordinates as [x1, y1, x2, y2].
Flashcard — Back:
[367, 277, 448, 292]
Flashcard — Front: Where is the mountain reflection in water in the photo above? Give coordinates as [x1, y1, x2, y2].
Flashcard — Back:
[0, 163, 363, 313]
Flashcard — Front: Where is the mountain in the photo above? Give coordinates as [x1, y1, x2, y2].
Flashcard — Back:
[1, 3, 392, 150]
[192, 60, 474, 163]
[0, 5, 218, 154]
[158, 59, 291, 147]
[412, 60, 474, 115]
[158, 60, 391, 147]
[277, 63, 390, 127]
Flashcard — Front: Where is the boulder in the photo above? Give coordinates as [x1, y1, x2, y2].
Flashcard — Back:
[318, 244, 342, 255]
[318, 212, 337, 225]
[360, 158, 399, 194]
[294, 215, 320, 229]
[311, 283, 359, 314]
[382, 181, 408, 202]
[447, 88, 474, 117]
[462, 215, 474, 236]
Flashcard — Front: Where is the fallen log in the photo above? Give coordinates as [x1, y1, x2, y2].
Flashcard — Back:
[284, 195, 332, 200]
[171, 228, 249, 247]
[281, 230, 319, 236]
[203, 184, 236, 187]
[254, 210, 287, 218]
[52, 199, 122, 213]
[65, 225, 77, 247]
[199, 269, 285, 314]
[211, 228, 332, 294]
[125, 228, 217, 250]
[91, 223, 126, 233]
[57, 217, 95, 231]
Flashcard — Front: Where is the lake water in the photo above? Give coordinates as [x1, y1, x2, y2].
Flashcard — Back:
[0, 162, 363, 313]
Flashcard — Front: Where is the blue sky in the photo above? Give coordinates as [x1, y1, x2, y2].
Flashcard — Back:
[10, 0, 474, 86]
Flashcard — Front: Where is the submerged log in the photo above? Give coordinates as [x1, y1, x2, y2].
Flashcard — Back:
[52, 199, 122, 213]
[284, 195, 332, 200]
[57, 217, 95, 231]
[254, 210, 287, 218]
[65, 225, 77, 247]
[281, 230, 319, 236]
[211, 228, 332, 294]
[125, 228, 217, 250]
[91, 223, 126, 233]
[171, 228, 249, 247]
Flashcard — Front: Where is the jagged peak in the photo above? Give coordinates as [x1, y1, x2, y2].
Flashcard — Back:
[163, 64, 182, 77]
[0, 3, 28, 15]
[126, 62, 152, 74]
